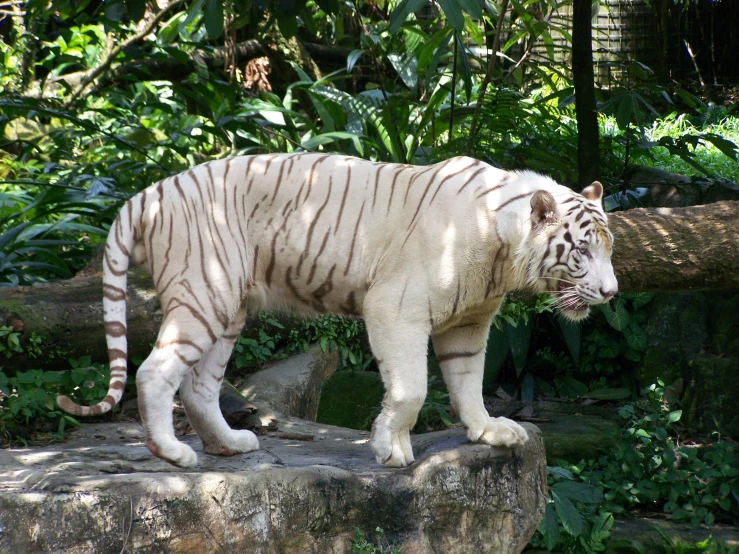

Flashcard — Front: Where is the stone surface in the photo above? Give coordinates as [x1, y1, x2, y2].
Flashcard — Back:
[606, 515, 739, 553]
[486, 400, 620, 463]
[238, 346, 339, 422]
[0, 420, 546, 554]
[0, 350, 547, 554]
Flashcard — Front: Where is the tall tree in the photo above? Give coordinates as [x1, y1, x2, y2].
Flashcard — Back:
[572, 0, 600, 187]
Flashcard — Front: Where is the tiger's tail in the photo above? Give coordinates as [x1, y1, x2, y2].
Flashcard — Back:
[57, 199, 140, 416]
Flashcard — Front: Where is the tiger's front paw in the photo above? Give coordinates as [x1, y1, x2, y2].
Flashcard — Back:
[203, 429, 260, 456]
[371, 429, 414, 467]
[469, 417, 528, 448]
[146, 439, 198, 467]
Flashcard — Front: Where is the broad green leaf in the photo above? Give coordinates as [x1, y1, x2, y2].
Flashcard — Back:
[302, 132, 364, 156]
[389, 0, 427, 34]
[347, 50, 365, 74]
[521, 372, 534, 401]
[552, 481, 604, 504]
[457, 0, 482, 19]
[667, 410, 682, 423]
[537, 504, 560, 550]
[387, 52, 419, 91]
[456, 33, 472, 101]
[590, 512, 614, 541]
[557, 317, 580, 363]
[625, 321, 648, 351]
[128, 0, 147, 22]
[425, 29, 454, 87]
[437, 0, 465, 32]
[599, 301, 630, 332]
[616, 92, 637, 130]
[505, 318, 533, 377]
[630, 292, 654, 310]
[552, 490, 584, 536]
[104, 0, 125, 22]
[702, 133, 738, 160]
[204, 0, 224, 39]
[547, 466, 575, 481]
[558, 375, 588, 399]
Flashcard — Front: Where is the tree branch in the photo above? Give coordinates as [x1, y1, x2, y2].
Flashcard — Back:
[468, 0, 510, 154]
[64, 0, 186, 107]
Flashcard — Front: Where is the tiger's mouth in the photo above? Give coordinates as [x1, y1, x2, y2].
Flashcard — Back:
[556, 282, 589, 316]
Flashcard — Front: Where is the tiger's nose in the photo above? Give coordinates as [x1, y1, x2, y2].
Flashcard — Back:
[600, 288, 617, 299]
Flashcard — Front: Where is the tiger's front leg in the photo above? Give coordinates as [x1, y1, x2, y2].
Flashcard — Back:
[364, 287, 431, 467]
[433, 313, 528, 448]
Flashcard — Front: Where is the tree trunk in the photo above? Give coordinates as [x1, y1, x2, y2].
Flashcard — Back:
[1, 201, 738, 370]
[572, 0, 600, 187]
[608, 201, 739, 292]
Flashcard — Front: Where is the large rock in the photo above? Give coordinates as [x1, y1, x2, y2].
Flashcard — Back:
[0, 420, 546, 554]
[238, 347, 339, 421]
[0, 351, 547, 553]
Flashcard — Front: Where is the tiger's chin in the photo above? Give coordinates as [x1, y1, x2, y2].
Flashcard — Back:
[559, 303, 591, 321]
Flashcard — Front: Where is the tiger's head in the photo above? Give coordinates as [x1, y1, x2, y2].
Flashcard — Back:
[515, 182, 618, 321]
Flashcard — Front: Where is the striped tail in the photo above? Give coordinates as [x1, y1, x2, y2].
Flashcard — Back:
[57, 201, 137, 416]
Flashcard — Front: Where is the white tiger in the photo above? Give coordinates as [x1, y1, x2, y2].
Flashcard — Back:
[57, 153, 618, 468]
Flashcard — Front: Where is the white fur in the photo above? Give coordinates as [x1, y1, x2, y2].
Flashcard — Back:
[60, 154, 617, 467]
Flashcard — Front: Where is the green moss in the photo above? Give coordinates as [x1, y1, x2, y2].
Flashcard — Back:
[316, 371, 385, 430]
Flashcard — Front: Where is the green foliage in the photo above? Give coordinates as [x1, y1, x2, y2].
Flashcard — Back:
[531, 382, 739, 552]
[233, 315, 284, 370]
[351, 527, 401, 554]
[598, 61, 739, 182]
[0, 325, 23, 358]
[584, 382, 739, 526]
[531, 465, 612, 553]
[654, 527, 739, 554]
[484, 292, 652, 401]
[230, 313, 372, 373]
[416, 376, 453, 432]
[0, 356, 113, 443]
[287, 315, 373, 372]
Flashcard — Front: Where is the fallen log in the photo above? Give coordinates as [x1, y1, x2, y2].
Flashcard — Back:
[1, 200, 738, 370]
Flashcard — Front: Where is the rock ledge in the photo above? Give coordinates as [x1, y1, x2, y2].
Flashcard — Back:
[0, 418, 545, 553]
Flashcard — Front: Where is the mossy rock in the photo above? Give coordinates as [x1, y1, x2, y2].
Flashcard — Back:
[606, 516, 739, 553]
[683, 356, 739, 438]
[316, 370, 384, 430]
[637, 292, 708, 388]
[536, 413, 619, 463]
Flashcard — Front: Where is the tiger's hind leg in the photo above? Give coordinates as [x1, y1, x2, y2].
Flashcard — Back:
[179, 307, 259, 457]
[136, 329, 211, 467]
[136, 299, 236, 467]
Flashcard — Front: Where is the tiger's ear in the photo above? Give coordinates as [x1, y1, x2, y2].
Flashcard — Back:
[530, 190, 558, 225]
[581, 181, 604, 202]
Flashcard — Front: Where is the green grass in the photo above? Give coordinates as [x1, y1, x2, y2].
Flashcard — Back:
[601, 114, 739, 182]
[647, 114, 739, 181]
